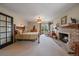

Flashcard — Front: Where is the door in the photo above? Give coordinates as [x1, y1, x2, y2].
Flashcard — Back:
[0, 12, 13, 49]
[7, 17, 12, 42]
[41, 23, 49, 34]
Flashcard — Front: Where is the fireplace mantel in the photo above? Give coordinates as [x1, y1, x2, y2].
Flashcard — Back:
[60, 24, 79, 29]
[57, 24, 79, 49]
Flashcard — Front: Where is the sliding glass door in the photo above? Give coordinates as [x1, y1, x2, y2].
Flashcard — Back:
[0, 15, 6, 45]
[0, 13, 13, 49]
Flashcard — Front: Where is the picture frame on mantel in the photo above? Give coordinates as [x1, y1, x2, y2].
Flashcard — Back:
[61, 16, 67, 25]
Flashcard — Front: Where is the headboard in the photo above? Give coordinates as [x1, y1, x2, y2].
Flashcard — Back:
[16, 26, 25, 33]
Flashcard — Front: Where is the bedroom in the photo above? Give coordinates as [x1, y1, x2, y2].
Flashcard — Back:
[0, 3, 79, 56]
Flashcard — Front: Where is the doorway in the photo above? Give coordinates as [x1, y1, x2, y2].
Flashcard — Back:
[41, 23, 49, 34]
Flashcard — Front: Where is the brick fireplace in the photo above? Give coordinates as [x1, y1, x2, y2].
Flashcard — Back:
[58, 26, 79, 49]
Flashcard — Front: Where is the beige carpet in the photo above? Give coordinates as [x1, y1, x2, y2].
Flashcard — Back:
[0, 34, 69, 56]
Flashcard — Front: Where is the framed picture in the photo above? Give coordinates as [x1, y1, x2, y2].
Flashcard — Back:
[61, 16, 67, 25]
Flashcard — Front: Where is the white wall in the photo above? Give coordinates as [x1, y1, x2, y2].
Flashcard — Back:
[26, 22, 39, 32]
[0, 5, 26, 26]
[53, 4, 79, 26]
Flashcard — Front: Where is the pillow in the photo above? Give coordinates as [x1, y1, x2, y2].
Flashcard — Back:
[19, 30, 23, 34]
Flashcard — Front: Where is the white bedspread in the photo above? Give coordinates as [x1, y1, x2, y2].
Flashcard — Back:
[23, 32, 39, 35]
[16, 32, 39, 41]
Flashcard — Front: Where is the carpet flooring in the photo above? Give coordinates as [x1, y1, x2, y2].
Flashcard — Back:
[0, 34, 69, 56]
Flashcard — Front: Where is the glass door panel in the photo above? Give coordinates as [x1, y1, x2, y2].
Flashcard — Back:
[7, 32, 11, 38]
[7, 17, 12, 42]
[7, 17, 11, 22]
[0, 27, 6, 32]
[7, 31, 11, 42]
[7, 22, 11, 27]
[0, 33, 6, 38]
[7, 37, 11, 42]
[0, 38, 6, 45]
[7, 28, 11, 32]
[0, 15, 6, 21]
[0, 21, 6, 26]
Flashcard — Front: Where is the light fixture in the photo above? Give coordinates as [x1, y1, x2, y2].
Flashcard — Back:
[36, 17, 43, 23]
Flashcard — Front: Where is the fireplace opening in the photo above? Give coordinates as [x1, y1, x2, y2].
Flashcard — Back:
[59, 33, 68, 43]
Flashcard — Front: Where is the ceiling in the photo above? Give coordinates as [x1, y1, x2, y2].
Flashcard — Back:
[0, 3, 78, 22]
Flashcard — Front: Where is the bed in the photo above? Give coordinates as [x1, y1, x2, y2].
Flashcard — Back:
[15, 32, 39, 41]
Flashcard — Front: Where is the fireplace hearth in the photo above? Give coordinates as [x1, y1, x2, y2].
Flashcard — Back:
[59, 33, 68, 43]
